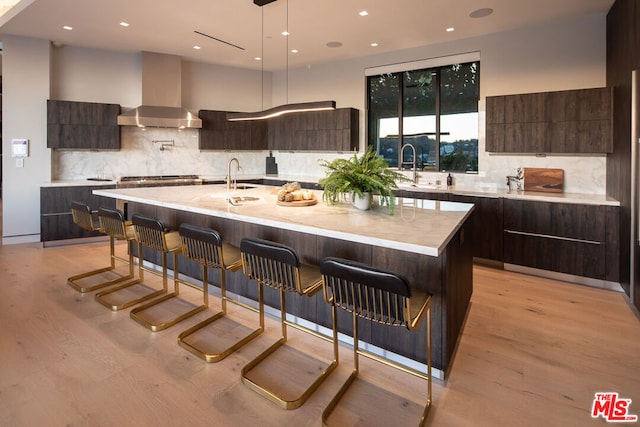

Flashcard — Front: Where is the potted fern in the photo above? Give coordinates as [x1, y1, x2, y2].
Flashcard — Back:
[318, 146, 410, 214]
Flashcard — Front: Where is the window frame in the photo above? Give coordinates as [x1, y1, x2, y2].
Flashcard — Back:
[365, 53, 480, 173]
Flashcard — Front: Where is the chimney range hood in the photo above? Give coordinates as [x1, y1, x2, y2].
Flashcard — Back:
[117, 52, 202, 129]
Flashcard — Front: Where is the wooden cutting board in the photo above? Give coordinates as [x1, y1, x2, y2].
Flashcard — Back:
[523, 168, 564, 193]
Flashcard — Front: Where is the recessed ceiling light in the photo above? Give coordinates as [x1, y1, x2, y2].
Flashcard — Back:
[326, 41, 342, 48]
[63, 25, 73, 31]
[446, 27, 455, 32]
[469, 8, 494, 18]
[359, 10, 368, 17]
[193, 45, 201, 50]
[255, 57, 262, 61]
[281, 31, 289, 36]
[370, 42, 378, 47]
[291, 49, 299, 53]
[119, 21, 129, 27]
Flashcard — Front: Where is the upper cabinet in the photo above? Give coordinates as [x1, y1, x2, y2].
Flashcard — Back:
[198, 110, 268, 150]
[199, 107, 359, 151]
[486, 87, 613, 153]
[47, 100, 121, 149]
[267, 108, 359, 151]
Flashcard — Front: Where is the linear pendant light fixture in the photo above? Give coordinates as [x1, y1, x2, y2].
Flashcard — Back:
[228, 0, 336, 121]
[227, 100, 336, 121]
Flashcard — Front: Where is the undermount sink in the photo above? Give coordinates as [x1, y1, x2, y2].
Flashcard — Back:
[399, 183, 442, 190]
[234, 183, 258, 190]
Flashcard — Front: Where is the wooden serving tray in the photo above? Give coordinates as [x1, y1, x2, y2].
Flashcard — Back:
[276, 199, 318, 207]
[523, 168, 564, 193]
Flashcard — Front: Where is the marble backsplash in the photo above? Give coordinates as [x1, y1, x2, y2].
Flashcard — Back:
[53, 127, 607, 194]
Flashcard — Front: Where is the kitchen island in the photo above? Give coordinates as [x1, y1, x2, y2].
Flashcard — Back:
[94, 184, 474, 376]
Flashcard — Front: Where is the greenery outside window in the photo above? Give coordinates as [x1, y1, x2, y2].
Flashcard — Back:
[367, 60, 480, 173]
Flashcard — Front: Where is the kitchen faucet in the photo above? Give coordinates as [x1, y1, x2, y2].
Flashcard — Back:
[399, 143, 419, 183]
[227, 157, 241, 192]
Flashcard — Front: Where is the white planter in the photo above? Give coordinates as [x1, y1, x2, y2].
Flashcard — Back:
[352, 192, 371, 210]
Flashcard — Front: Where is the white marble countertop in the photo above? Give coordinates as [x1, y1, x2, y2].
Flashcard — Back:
[256, 175, 620, 206]
[93, 184, 474, 257]
[41, 179, 117, 187]
[42, 175, 619, 206]
[397, 183, 620, 206]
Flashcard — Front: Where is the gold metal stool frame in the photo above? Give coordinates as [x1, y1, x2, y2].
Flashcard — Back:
[94, 211, 167, 311]
[177, 224, 264, 362]
[129, 214, 207, 331]
[67, 202, 136, 293]
[319, 257, 432, 427]
[240, 237, 339, 410]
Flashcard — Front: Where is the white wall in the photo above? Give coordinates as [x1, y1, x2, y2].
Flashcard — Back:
[2, 13, 609, 243]
[182, 60, 269, 113]
[2, 36, 51, 243]
[273, 13, 607, 192]
[51, 46, 141, 106]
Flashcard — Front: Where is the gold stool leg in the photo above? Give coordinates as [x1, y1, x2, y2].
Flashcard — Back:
[130, 252, 207, 331]
[94, 240, 158, 311]
[178, 266, 264, 362]
[241, 286, 339, 410]
[67, 236, 137, 293]
[322, 307, 433, 426]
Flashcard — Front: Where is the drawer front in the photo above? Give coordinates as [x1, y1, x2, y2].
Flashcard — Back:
[504, 231, 606, 279]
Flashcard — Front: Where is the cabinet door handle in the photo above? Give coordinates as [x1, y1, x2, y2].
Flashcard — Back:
[504, 229, 601, 245]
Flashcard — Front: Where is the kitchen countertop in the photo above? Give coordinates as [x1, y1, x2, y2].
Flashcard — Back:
[41, 179, 117, 187]
[43, 175, 619, 206]
[93, 184, 474, 257]
[268, 175, 619, 206]
[398, 184, 620, 206]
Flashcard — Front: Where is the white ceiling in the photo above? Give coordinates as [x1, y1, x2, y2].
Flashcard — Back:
[0, 0, 615, 71]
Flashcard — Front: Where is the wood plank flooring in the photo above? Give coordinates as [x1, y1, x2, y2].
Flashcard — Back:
[0, 240, 639, 426]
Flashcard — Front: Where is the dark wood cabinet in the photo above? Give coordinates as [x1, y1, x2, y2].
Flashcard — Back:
[397, 190, 449, 201]
[486, 88, 613, 153]
[606, 0, 637, 306]
[450, 194, 504, 262]
[199, 108, 358, 151]
[198, 110, 268, 150]
[267, 108, 359, 151]
[503, 199, 618, 281]
[47, 100, 121, 149]
[40, 185, 116, 243]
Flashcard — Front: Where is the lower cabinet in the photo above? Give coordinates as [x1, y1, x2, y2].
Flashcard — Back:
[263, 180, 619, 281]
[450, 194, 504, 262]
[503, 199, 619, 282]
[40, 185, 116, 243]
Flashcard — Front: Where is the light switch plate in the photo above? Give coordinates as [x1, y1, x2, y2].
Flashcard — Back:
[16, 158, 24, 167]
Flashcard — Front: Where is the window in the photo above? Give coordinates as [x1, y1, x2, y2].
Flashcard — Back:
[367, 60, 479, 173]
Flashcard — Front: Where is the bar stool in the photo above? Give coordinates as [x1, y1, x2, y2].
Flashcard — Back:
[67, 201, 131, 293]
[239, 237, 338, 410]
[319, 257, 432, 427]
[177, 224, 264, 362]
[93, 207, 151, 310]
[129, 214, 207, 331]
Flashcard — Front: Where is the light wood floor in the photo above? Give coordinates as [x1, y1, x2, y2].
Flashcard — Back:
[1, 240, 639, 426]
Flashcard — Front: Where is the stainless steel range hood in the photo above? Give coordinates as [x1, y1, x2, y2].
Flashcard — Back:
[117, 52, 202, 128]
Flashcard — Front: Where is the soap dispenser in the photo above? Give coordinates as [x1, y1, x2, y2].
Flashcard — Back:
[446, 172, 453, 187]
